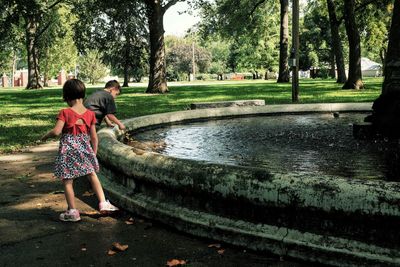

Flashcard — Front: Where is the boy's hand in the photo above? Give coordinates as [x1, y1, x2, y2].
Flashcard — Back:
[118, 123, 126, 131]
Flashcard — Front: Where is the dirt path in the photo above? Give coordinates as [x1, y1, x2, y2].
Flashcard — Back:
[0, 142, 304, 266]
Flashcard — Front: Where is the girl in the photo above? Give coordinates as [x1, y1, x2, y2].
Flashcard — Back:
[42, 79, 118, 222]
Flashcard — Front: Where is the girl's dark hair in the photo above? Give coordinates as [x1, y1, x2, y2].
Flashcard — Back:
[63, 79, 86, 101]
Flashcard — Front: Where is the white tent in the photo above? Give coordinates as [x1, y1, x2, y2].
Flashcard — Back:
[361, 57, 382, 77]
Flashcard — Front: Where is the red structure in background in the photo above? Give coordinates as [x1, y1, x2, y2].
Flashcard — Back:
[1, 70, 28, 87]
[57, 69, 66, 86]
[2, 69, 72, 88]
[2, 74, 9, 87]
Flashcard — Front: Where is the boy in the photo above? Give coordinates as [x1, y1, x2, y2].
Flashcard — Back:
[84, 80, 126, 130]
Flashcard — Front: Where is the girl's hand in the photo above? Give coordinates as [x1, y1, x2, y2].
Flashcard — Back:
[41, 134, 48, 142]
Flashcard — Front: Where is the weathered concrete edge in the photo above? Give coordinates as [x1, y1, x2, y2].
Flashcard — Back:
[190, 99, 265, 109]
[98, 173, 400, 267]
[98, 102, 400, 217]
[97, 102, 400, 266]
[120, 102, 374, 131]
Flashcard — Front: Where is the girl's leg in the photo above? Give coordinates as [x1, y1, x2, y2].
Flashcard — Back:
[63, 179, 76, 210]
[87, 172, 106, 203]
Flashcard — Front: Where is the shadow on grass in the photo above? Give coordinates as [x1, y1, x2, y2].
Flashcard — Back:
[1, 79, 383, 153]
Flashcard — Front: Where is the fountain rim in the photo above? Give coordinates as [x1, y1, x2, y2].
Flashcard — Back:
[96, 102, 400, 266]
[98, 102, 400, 216]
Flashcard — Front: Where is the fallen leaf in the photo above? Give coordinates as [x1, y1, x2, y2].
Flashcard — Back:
[217, 249, 225, 255]
[107, 249, 117, 256]
[112, 242, 129, 252]
[82, 191, 95, 197]
[166, 259, 187, 266]
[208, 243, 221, 248]
[125, 217, 135, 225]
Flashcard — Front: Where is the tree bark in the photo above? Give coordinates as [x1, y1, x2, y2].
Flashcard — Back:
[380, 48, 386, 76]
[145, 1, 168, 94]
[277, 0, 289, 83]
[329, 48, 336, 78]
[382, 0, 400, 95]
[43, 47, 50, 87]
[11, 50, 17, 87]
[367, 0, 400, 137]
[25, 15, 42, 89]
[326, 0, 346, 83]
[342, 0, 363, 89]
[123, 42, 130, 87]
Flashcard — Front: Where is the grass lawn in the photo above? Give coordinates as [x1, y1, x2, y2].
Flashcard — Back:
[0, 77, 383, 153]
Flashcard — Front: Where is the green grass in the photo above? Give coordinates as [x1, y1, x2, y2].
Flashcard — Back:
[0, 78, 383, 153]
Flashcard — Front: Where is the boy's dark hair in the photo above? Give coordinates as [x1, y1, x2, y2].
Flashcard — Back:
[63, 79, 86, 101]
[105, 80, 121, 93]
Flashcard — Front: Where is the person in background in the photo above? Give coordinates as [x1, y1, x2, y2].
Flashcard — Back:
[41, 79, 119, 222]
[84, 80, 126, 130]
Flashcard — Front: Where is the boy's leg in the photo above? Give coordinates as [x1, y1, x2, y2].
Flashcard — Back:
[63, 179, 76, 210]
[87, 172, 106, 203]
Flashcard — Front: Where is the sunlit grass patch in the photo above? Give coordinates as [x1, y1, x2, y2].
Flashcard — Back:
[0, 78, 383, 153]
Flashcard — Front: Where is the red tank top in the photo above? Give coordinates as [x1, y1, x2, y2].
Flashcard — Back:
[57, 108, 97, 135]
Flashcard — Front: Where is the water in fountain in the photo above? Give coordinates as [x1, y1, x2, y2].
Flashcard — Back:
[131, 112, 400, 181]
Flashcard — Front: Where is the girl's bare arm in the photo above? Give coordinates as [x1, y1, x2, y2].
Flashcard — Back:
[41, 120, 65, 141]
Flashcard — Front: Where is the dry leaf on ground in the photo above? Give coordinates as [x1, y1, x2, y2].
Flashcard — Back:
[107, 242, 129, 256]
[125, 217, 135, 225]
[112, 242, 129, 252]
[217, 249, 225, 255]
[107, 249, 117, 256]
[166, 259, 187, 266]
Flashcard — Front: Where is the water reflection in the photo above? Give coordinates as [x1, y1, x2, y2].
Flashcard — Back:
[131, 113, 400, 181]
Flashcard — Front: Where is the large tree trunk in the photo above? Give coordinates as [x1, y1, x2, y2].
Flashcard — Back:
[25, 15, 42, 89]
[277, 0, 289, 83]
[123, 42, 130, 87]
[43, 47, 50, 87]
[382, 0, 400, 95]
[326, 0, 346, 83]
[329, 48, 336, 78]
[342, 0, 363, 89]
[145, 1, 168, 94]
[380, 47, 387, 77]
[367, 0, 400, 137]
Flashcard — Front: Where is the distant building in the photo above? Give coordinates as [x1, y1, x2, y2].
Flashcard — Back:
[361, 57, 382, 77]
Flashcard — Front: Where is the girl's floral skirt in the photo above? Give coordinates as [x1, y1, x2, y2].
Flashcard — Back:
[54, 134, 99, 180]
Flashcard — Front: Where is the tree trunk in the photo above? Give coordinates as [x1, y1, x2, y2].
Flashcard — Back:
[329, 48, 336, 78]
[342, 0, 363, 89]
[123, 43, 130, 87]
[382, 0, 400, 95]
[25, 15, 42, 89]
[145, 1, 168, 94]
[367, 0, 400, 138]
[380, 47, 387, 76]
[326, 0, 346, 83]
[277, 0, 289, 83]
[11, 50, 17, 87]
[43, 47, 49, 87]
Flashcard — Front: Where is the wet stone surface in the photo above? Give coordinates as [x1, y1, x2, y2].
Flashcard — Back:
[132, 113, 400, 181]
